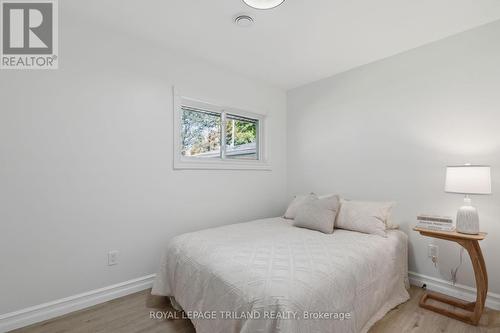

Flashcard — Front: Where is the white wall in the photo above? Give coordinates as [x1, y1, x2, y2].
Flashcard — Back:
[0, 7, 287, 314]
[287, 21, 500, 294]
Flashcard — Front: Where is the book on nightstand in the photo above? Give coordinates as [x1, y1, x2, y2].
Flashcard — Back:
[415, 214, 455, 232]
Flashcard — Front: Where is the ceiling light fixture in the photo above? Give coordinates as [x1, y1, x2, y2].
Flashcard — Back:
[242, 0, 285, 10]
[234, 15, 254, 27]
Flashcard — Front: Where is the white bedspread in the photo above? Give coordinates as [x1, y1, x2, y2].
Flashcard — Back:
[152, 217, 409, 333]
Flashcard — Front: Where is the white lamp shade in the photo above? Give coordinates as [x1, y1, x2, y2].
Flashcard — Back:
[242, 0, 285, 9]
[445, 165, 492, 195]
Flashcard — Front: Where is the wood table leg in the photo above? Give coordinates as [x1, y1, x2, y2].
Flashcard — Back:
[468, 240, 488, 324]
[419, 239, 488, 326]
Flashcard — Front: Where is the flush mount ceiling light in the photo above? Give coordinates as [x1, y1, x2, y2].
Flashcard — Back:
[242, 0, 285, 10]
[234, 15, 254, 27]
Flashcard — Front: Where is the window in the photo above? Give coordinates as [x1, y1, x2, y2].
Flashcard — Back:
[173, 92, 268, 170]
[181, 108, 222, 158]
[225, 114, 258, 160]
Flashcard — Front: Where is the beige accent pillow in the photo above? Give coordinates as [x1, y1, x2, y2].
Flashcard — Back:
[283, 193, 317, 219]
[293, 195, 340, 234]
[336, 199, 394, 237]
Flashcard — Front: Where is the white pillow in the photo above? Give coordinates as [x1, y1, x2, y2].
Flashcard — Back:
[293, 195, 340, 234]
[386, 216, 400, 229]
[283, 193, 317, 219]
[335, 199, 394, 237]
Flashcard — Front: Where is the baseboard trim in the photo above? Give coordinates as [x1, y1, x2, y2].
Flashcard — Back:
[0, 274, 156, 333]
[409, 271, 500, 310]
[3, 272, 498, 332]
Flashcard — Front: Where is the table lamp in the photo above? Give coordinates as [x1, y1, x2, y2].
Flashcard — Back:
[445, 165, 491, 234]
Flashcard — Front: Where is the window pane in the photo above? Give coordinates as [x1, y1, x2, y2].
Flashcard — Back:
[181, 108, 221, 158]
[225, 114, 258, 160]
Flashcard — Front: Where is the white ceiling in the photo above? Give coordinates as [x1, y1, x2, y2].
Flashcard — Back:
[65, 0, 500, 89]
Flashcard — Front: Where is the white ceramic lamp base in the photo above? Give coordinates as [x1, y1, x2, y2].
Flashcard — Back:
[456, 197, 480, 235]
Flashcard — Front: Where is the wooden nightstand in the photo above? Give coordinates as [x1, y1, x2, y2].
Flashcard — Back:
[413, 227, 488, 326]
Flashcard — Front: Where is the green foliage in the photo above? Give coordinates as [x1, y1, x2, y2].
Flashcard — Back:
[182, 110, 220, 156]
[181, 110, 257, 156]
[226, 119, 257, 146]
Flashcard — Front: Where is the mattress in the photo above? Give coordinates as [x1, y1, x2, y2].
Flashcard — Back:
[152, 217, 410, 333]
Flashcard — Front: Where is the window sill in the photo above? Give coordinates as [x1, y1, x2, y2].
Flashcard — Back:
[173, 158, 271, 171]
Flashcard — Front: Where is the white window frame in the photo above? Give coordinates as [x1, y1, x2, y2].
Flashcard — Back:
[173, 88, 270, 170]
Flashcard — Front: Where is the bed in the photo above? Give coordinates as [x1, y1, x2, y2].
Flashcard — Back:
[152, 217, 410, 333]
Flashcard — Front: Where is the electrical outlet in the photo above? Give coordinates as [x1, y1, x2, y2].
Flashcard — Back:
[108, 250, 119, 266]
[428, 244, 438, 258]
[428, 244, 438, 266]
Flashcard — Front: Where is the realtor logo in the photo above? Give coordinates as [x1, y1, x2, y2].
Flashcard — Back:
[1, 0, 58, 69]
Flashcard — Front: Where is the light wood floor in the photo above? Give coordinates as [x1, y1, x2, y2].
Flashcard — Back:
[11, 287, 500, 333]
